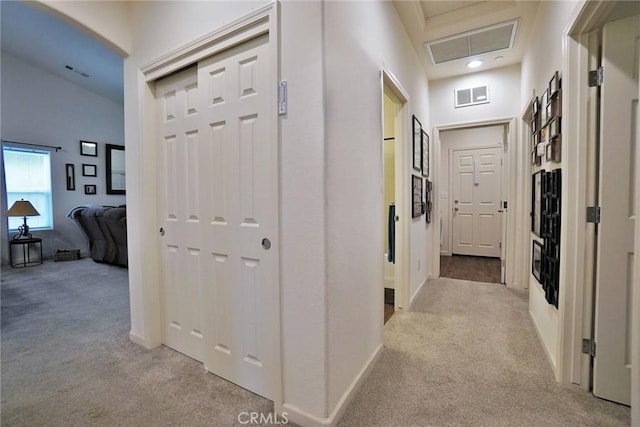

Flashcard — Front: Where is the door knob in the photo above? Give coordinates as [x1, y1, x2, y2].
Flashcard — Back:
[454, 207, 459, 212]
[262, 238, 271, 250]
[159, 227, 165, 236]
[454, 200, 459, 204]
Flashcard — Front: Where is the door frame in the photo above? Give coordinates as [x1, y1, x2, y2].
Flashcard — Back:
[562, 2, 640, 417]
[449, 144, 503, 262]
[129, 2, 282, 407]
[380, 68, 410, 311]
[433, 118, 523, 289]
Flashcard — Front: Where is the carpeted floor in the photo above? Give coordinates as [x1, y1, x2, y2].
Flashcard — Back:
[337, 278, 630, 426]
[1, 259, 274, 426]
[1, 260, 631, 426]
[440, 254, 501, 284]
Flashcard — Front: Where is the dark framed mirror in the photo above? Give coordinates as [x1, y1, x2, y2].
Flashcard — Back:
[106, 144, 125, 195]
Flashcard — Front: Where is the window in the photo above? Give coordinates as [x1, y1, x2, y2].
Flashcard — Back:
[3, 146, 53, 230]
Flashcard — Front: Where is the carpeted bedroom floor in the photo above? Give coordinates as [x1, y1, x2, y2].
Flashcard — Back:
[1, 259, 630, 426]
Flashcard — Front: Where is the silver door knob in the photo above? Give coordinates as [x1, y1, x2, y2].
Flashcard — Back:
[159, 227, 165, 236]
[262, 238, 271, 250]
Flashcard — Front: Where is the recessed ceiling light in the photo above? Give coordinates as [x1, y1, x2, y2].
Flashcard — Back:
[467, 60, 483, 69]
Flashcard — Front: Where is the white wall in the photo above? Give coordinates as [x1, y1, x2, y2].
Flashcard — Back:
[0, 52, 125, 264]
[439, 125, 505, 255]
[520, 0, 580, 379]
[429, 64, 521, 127]
[323, 0, 431, 415]
[37, 1, 432, 424]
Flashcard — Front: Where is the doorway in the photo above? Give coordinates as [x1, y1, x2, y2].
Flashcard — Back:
[381, 70, 410, 320]
[439, 125, 507, 284]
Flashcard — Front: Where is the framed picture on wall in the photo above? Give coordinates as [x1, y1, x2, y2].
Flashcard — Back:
[65, 163, 75, 191]
[421, 130, 429, 177]
[412, 175, 424, 218]
[412, 115, 422, 171]
[80, 140, 98, 157]
[82, 164, 97, 177]
[531, 171, 543, 237]
[532, 240, 543, 283]
[84, 184, 97, 195]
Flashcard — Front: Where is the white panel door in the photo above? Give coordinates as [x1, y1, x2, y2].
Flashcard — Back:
[452, 147, 502, 257]
[156, 67, 203, 362]
[156, 33, 279, 400]
[593, 14, 639, 406]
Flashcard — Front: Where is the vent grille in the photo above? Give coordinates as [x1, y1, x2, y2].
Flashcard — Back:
[425, 20, 519, 65]
[455, 85, 490, 108]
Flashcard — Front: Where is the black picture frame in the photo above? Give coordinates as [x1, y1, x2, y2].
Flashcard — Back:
[106, 144, 126, 195]
[421, 130, 429, 177]
[532, 241, 543, 283]
[65, 163, 75, 191]
[82, 163, 97, 177]
[412, 175, 424, 218]
[549, 71, 559, 97]
[412, 115, 422, 171]
[531, 171, 543, 237]
[80, 140, 98, 157]
[84, 184, 97, 195]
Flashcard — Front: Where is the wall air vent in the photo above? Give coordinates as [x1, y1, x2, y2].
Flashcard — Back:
[425, 20, 519, 65]
[454, 85, 489, 108]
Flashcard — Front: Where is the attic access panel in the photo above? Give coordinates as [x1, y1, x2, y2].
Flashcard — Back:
[425, 20, 519, 65]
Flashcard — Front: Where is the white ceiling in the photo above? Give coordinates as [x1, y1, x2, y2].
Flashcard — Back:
[394, 0, 540, 81]
[1, 1, 124, 104]
[0, 1, 539, 102]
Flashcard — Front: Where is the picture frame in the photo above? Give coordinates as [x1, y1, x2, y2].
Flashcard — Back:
[412, 115, 422, 171]
[549, 71, 559, 97]
[421, 130, 429, 177]
[84, 184, 97, 195]
[412, 175, 424, 218]
[532, 241, 543, 283]
[65, 163, 75, 191]
[541, 90, 549, 125]
[80, 140, 98, 157]
[82, 163, 97, 177]
[106, 144, 126, 195]
[531, 170, 543, 237]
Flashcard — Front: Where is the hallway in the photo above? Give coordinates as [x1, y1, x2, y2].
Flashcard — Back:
[338, 278, 630, 426]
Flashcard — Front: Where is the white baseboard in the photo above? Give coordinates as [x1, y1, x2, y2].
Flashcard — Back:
[409, 277, 428, 311]
[129, 330, 148, 348]
[528, 311, 559, 381]
[283, 344, 383, 427]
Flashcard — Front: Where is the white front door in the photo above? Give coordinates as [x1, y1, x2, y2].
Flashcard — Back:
[156, 33, 280, 400]
[452, 147, 502, 257]
[592, 13, 639, 406]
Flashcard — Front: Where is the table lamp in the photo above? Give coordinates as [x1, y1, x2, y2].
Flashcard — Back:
[7, 199, 40, 240]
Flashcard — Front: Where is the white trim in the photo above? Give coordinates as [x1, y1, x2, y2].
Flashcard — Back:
[141, 3, 274, 81]
[529, 310, 559, 378]
[433, 117, 524, 289]
[128, 331, 148, 348]
[381, 67, 411, 312]
[409, 276, 428, 311]
[283, 345, 383, 427]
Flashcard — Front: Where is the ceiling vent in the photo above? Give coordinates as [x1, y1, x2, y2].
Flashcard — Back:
[455, 85, 489, 108]
[425, 20, 519, 65]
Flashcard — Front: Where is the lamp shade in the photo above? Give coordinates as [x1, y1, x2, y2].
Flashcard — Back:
[7, 200, 40, 217]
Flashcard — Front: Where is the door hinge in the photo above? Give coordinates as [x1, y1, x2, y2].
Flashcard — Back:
[582, 339, 596, 357]
[278, 81, 288, 115]
[586, 206, 601, 224]
[588, 67, 604, 87]
[499, 242, 502, 249]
